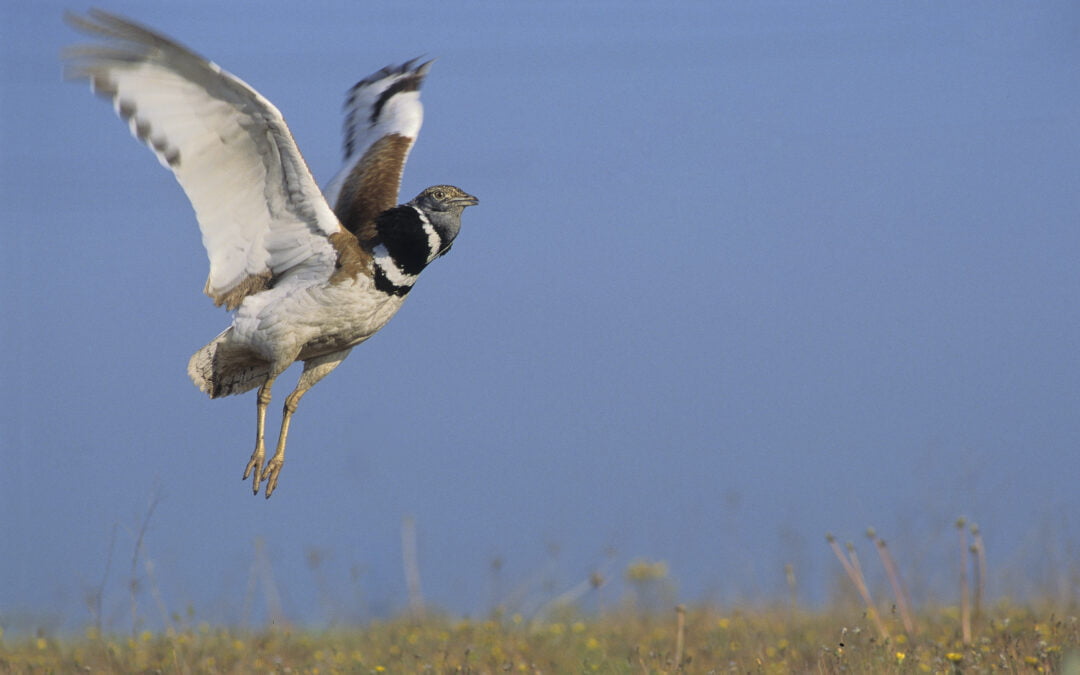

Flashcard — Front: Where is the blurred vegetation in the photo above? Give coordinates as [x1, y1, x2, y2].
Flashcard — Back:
[3, 519, 1078, 672]
[1, 602, 1078, 673]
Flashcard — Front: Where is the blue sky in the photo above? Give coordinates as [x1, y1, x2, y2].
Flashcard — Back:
[2, 1, 1079, 631]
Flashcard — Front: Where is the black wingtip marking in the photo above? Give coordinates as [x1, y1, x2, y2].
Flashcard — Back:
[340, 59, 433, 157]
[346, 57, 431, 98]
[369, 72, 423, 125]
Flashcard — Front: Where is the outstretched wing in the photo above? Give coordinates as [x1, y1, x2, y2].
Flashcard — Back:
[323, 59, 431, 249]
[64, 10, 345, 310]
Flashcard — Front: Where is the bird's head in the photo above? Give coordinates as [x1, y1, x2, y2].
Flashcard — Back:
[410, 185, 479, 214]
[408, 185, 478, 258]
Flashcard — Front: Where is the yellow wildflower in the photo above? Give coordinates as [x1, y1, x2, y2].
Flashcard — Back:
[625, 558, 669, 582]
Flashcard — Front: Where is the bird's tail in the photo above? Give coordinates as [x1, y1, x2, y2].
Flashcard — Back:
[187, 328, 269, 398]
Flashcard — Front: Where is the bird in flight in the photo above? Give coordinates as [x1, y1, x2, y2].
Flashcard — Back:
[64, 10, 478, 497]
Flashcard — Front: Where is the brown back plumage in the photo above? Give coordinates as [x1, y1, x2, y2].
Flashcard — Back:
[333, 133, 417, 248]
[323, 59, 432, 251]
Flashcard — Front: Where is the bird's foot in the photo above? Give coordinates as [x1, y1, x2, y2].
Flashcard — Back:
[243, 443, 265, 496]
[261, 453, 284, 499]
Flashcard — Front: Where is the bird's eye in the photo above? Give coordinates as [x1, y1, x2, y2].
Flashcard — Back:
[433, 190, 445, 200]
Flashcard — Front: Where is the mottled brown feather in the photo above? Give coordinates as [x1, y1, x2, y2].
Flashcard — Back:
[206, 271, 273, 310]
[328, 230, 373, 284]
[333, 133, 415, 248]
[203, 231, 372, 308]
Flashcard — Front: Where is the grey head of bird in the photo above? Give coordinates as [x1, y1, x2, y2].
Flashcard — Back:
[408, 185, 479, 257]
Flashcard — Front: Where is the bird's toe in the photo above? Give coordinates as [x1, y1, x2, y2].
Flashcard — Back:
[261, 459, 283, 499]
[243, 446, 265, 495]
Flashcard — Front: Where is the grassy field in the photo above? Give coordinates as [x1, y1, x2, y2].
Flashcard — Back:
[3, 522, 1077, 672]
[2, 603, 1078, 673]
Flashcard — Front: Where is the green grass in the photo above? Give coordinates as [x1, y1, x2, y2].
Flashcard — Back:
[2, 604, 1078, 673]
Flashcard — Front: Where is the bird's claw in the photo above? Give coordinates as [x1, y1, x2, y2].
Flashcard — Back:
[261, 456, 283, 499]
[243, 444, 265, 495]
[242, 441, 283, 498]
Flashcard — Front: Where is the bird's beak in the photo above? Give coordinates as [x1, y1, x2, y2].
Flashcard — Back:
[454, 193, 479, 208]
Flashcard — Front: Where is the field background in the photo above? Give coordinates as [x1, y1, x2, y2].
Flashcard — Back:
[3, 1, 1079, 670]
[2, 511, 1079, 671]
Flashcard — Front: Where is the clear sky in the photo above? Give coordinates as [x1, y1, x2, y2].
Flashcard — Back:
[2, 1, 1079, 631]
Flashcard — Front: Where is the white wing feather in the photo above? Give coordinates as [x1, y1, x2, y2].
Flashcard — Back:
[64, 10, 342, 307]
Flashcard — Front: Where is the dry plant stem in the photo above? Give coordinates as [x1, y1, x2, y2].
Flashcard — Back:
[873, 538, 916, 635]
[847, 542, 866, 587]
[957, 520, 972, 645]
[255, 537, 287, 628]
[826, 537, 860, 593]
[846, 541, 890, 635]
[531, 572, 606, 627]
[144, 559, 189, 675]
[976, 542, 984, 626]
[826, 536, 889, 640]
[241, 543, 259, 629]
[129, 491, 162, 638]
[144, 559, 173, 634]
[88, 523, 118, 635]
[971, 525, 987, 622]
[402, 516, 425, 617]
[785, 563, 798, 611]
[674, 604, 686, 669]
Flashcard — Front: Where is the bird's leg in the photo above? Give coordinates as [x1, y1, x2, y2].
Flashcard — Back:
[243, 376, 276, 495]
[261, 349, 351, 498]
